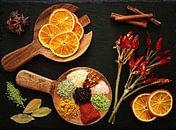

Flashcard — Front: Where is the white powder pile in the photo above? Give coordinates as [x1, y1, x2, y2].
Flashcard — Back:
[67, 69, 89, 88]
[91, 80, 109, 94]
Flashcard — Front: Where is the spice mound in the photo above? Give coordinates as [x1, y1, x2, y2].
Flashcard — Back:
[57, 80, 76, 99]
[91, 80, 109, 94]
[84, 71, 101, 88]
[67, 70, 88, 87]
[6, 10, 30, 35]
[91, 94, 110, 111]
[57, 98, 79, 119]
[73, 87, 92, 105]
[80, 103, 101, 124]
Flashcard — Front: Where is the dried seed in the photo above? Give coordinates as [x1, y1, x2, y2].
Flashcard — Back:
[10, 114, 34, 124]
[31, 107, 51, 117]
[23, 98, 42, 113]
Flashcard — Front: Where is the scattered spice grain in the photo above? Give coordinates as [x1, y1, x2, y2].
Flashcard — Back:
[6, 81, 27, 108]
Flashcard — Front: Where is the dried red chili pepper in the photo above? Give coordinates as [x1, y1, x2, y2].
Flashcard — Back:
[132, 35, 139, 49]
[126, 31, 133, 38]
[140, 61, 146, 75]
[155, 50, 171, 60]
[116, 35, 122, 46]
[125, 36, 132, 49]
[120, 35, 127, 48]
[134, 56, 145, 68]
[129, 54, 134, 69]
[157, 56, 171, 66]
[143, 77, 158, 84]
[155, 37, 162, 50]
[157, 78, 172, 86]
[146, 32, 152, 49]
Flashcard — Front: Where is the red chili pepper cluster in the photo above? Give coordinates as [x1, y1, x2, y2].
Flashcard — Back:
[115, 31, 139, 64]
[127, 32, 172, 87]
[116, 31, 139, 49]
[145, 32, 172, 66]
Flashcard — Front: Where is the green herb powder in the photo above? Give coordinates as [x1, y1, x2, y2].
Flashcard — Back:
[91, 94, 110, 111]
[57, 80, 77, 99]
[6, 81, 27, 108]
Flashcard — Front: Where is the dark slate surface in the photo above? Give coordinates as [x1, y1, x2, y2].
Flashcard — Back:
[0, 0, 176, 130]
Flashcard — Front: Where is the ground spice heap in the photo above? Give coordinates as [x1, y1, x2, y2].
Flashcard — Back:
[73, 87, 92, 105]
[6, 81, 27, 108]
[57, 98, 79, 119]
[84, 71, 101, 88]
[57, 80, 76, 99]
[91, 80, 109, 95]
[67, 70, 88, 88]
[80, 103, 100, 124]
[91, 94, 110, 111]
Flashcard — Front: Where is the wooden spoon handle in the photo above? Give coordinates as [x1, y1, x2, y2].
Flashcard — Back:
[79, 15, 91, 28]
[16, 70, 53, 94]
[1, 42, 41, 72]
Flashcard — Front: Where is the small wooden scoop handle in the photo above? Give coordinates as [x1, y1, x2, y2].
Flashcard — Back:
[16, 70, 53, 94]
[1, 41, 41, 72]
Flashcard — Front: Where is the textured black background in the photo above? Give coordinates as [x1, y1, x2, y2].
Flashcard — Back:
[1, 0, 176, 129]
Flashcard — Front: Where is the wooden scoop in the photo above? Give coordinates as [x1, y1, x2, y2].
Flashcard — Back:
[1, 3, 92, 72]
[16, 67, 112, 125]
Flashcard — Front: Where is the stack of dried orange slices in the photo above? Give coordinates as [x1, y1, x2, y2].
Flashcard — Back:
[38, 8, 84, 57]
[132, 89, 173, 122]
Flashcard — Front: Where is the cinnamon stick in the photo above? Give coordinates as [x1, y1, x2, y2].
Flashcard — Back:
[111, 13, 148, 28]
[114, 13, 153, 22]
[127, 5, 161, 26]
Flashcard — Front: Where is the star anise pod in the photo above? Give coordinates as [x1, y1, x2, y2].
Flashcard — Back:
[6, 10, 30, 35]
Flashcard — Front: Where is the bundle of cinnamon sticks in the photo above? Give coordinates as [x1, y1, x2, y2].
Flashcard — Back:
[110, 5, 161, 28]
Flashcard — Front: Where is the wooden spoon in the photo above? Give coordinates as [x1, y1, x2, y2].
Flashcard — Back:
[1, 3, 92, 72]
[16, 67, 112, 125]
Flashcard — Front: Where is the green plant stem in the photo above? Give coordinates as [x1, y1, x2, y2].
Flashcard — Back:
[123, 81, 159, 100]
[108, 89, 129, 124]
[149, 51, 158, 61]
[112, 62, 123, 123]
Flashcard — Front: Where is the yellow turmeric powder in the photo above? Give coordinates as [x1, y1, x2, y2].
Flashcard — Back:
[57, 98, 79, 119]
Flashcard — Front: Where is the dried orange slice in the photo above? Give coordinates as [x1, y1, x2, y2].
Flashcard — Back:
[49, 8, 75, 32]
[38, 24, 61, 48]
[148, 89, 173, 117]
[50, 31, 79, 57]
[72, 13, 79, 23]
[73, 22, 84, 41]
[132, 93, 156, 122]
